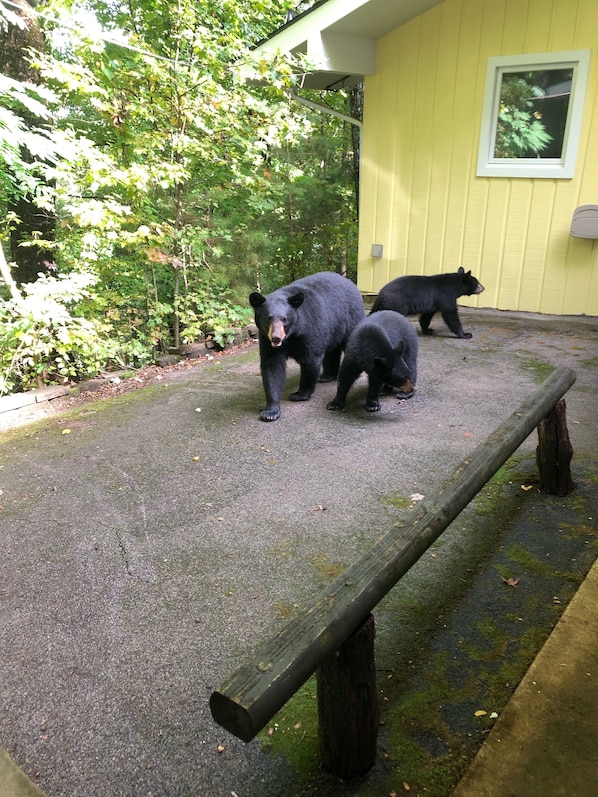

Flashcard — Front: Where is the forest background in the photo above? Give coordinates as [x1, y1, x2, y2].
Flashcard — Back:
[0, 0, 362, 395]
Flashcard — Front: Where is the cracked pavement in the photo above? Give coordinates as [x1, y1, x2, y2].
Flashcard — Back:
[1, 307, 597, 797]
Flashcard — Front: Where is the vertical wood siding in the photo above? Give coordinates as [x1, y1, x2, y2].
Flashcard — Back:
[358, 0, 598, 315]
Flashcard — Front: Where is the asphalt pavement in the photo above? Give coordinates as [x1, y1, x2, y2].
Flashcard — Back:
[1, 307, 597, 797]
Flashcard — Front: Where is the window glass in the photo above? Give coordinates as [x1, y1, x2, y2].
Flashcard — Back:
[477, 51, 590, 178]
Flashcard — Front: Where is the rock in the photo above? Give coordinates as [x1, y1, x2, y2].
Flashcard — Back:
[179, 343, 206, 360]
[155, 354, 182, 367]
[75, 379, 107, 394]
[31, 385, 72, 402]
[0, 392, 37, 414]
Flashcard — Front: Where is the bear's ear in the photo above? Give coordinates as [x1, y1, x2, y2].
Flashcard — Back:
[458, 266, 465, 275]
[249, 292, 266, 309]
[373, 356, 391, 371]
[393, 341, 405, 357]
[288, 291, 305, 309]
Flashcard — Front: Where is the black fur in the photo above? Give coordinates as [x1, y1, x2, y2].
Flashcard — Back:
[370, 267, 484, 338]
[327, 311, 418, 413]
[250, 272, 365, 421]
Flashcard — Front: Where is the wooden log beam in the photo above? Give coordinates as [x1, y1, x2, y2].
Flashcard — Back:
[210, 367, 576, 742]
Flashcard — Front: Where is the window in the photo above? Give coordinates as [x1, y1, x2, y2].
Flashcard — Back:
[477, 50, 591, 179]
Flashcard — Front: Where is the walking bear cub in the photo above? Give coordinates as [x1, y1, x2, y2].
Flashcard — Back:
[370, 267, 484, 338]
[249, 271, 365, 421]
[327, 310, 418, 413]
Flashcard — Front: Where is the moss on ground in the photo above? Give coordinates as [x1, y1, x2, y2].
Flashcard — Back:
[516, 355, 555, 383]
[257, 459, 598, 796]
[258, 677, 320, 779]
[383, 494, 413, 511]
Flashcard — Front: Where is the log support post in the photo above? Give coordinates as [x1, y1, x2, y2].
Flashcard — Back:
[316, 614, 379, 779]
[536, 399, 574, 496]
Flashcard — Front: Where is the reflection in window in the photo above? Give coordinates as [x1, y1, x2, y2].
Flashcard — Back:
[495, 69, 573, 159]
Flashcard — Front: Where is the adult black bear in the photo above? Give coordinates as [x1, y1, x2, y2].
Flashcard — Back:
[370, 267, 484, 338]
[327, 310, 418, 413]
[249, 271, 365, 421]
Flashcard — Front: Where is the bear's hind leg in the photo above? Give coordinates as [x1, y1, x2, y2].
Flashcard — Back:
[319, 345, 342, 382]
[289, 360, 321, 402]
[419, 311, 436, 335]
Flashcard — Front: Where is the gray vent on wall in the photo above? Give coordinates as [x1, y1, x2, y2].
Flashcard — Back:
[570, 205, 598, 239]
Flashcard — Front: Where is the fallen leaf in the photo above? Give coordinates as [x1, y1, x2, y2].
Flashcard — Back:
[521, 484, 533, 491]
[410, 493, 425, 502]
[217, 745, 224, 753]
[310, 505, 327, 511]
[61, 429, 72, 435]
[501, 576, 520, 587]
[193, 456, 200, 461]
[294, 721, 302, 729]
[403, 783, 411, 792]
[474, 709, 487, 717]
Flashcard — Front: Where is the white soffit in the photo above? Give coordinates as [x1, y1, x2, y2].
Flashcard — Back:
[256, 0, 443, 89]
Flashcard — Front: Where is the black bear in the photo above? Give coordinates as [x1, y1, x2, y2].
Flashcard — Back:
[327, 310, 418, 413]
[370, 267, 484, 338]
[249, 271, 366, 421]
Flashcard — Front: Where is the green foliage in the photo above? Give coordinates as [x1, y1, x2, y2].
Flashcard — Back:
[0, 271, 125, 394]
[0, 0, 359, 394]
[178, 277, 254, 347]
[495, 74, 553, 158]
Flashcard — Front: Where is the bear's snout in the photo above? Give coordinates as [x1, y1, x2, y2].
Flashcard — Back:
[268, 319, 286, 347]
[474, 282, 485, 295]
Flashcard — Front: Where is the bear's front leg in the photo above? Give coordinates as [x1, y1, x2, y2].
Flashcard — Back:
[289, 360, 321, 402]
[419, 311, 436, 335]
[259, 345, 287, 421]
[441, 309, 471, 338]
[327, 361, 361, 411]
[364, 375, 385, 412]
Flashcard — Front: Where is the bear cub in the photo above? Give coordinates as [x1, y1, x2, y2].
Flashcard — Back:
[370, 266, 484, 338]
[249, 271, 365, 421]
[327, 310, 418, 413]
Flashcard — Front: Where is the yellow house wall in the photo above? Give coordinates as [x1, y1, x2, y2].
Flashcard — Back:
[358, 0, 598, 315]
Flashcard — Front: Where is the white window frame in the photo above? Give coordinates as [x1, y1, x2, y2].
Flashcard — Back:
[476, 50, 591, 179]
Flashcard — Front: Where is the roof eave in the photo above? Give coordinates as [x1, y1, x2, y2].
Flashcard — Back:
[254, 0, 444, 90]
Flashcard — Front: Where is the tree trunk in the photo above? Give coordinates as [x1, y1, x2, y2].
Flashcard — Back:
[349, 83, 363, 219]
